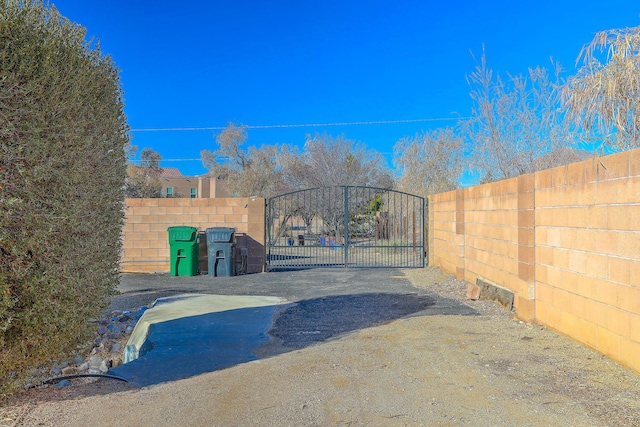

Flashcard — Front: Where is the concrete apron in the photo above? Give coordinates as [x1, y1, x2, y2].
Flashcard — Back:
[109, 294, 287, 387]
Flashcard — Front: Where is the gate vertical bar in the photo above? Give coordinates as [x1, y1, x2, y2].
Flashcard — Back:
[424, 197, 428, 266]
[266, 195, 271, 270]
[343, 186, 349, 268]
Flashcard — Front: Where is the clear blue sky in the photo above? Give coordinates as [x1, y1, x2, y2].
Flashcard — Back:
[54, 0, 639, 177]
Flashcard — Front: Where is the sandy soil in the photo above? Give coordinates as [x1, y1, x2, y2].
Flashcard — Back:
[2, 267, 640, 426]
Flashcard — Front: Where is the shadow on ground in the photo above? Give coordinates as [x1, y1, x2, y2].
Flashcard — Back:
[265, 293, 436, 352]
[109, 292, 477, 387]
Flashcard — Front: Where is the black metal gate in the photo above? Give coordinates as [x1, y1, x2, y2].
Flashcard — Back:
[266, 186, 425, 270]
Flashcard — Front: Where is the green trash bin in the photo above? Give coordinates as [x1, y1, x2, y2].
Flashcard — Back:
[168, 226, 199, 276]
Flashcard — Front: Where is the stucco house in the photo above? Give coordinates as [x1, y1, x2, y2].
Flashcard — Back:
[161, 168, 230, 198]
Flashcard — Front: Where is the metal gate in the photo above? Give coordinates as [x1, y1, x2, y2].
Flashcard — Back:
[266, 186, 425, 270]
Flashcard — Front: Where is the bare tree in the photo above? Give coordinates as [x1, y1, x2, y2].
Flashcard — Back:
[125, 147, 162, 198]
[280, 133, 393, 190]
[202, 123, 249, 170]
[563, 26, 640, 150]
[276, 134, 393, 239]
[393, 127, 462, 197]
[201, 123, 284, 198]
[464, 49, 573, 182]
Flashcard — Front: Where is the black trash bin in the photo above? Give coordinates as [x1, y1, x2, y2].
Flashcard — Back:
[206, 227, 236, 277]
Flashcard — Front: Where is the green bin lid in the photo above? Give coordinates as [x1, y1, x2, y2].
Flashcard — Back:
[168, 226, 197, 241]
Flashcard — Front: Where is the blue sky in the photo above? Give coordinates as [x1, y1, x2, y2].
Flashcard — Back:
[54, 0, 640, 177]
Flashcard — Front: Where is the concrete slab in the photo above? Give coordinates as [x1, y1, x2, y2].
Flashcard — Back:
[110, 294, 287, 387]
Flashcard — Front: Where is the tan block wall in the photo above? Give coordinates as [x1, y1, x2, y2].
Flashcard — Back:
[462, 175, 536, 320]
[535, 150, 640, 372]
[429, 189, 464, 279]
[429, 148, 640, 374]
[121, 197, 265, 274]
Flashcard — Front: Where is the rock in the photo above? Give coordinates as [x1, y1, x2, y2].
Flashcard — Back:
[24, 304, 149, 389]
[99, 359, 111, 374]
[111, 355, 123, 367]
[61, 366, 77, 375]
[71, 356, 85, 365]
[54, 379, 71, 388]
[89, 356, 102, 368]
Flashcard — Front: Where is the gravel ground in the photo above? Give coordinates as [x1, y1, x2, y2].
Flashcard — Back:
[2, 267, 640, 426]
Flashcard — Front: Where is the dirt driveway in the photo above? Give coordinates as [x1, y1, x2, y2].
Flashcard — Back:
[3, 267, 640, 426]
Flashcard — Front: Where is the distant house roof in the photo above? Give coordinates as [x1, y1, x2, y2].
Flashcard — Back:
[159, 167, 183, 178]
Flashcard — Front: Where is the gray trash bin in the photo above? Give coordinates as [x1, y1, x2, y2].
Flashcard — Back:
[206, 227, 236, 277]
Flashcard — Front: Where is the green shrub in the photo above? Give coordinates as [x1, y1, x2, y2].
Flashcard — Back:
[0, 0, 128, 398]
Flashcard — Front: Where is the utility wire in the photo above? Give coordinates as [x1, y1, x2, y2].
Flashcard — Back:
[130, 117, 465, 133]
[129, 158, 202, 162]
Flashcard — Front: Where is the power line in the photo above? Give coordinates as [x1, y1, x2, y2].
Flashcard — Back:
[129, 158, 202, 162]
[130, 117, 466, 133]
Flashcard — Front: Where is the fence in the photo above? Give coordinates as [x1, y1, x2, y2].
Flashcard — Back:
[428, 148, 640, 373]
[121, 197, 265, 274]
[266, 186, 425, 270]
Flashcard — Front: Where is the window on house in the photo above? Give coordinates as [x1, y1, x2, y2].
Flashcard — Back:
[190, 188, 197, 198]
[166, 187, 173, 197]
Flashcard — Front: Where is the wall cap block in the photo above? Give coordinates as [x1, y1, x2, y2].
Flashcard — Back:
[477, 278, 515, 311]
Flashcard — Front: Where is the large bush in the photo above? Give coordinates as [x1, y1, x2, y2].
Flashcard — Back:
[0, 0, 128, 397]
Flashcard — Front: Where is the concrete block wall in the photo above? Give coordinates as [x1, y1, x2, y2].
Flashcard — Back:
[121, 197, 265, 274]
[429, 189, 464, 279]
[461, 175, 535, 320]
[535, 150, 640, 372]
[429, 148, 640, 374]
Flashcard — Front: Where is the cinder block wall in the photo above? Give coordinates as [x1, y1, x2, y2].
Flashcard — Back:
[121, 197, 265, 274]
[429, 148, 640, 373]
[535, 150, 640, 372]
[429, 189, 464, 279]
